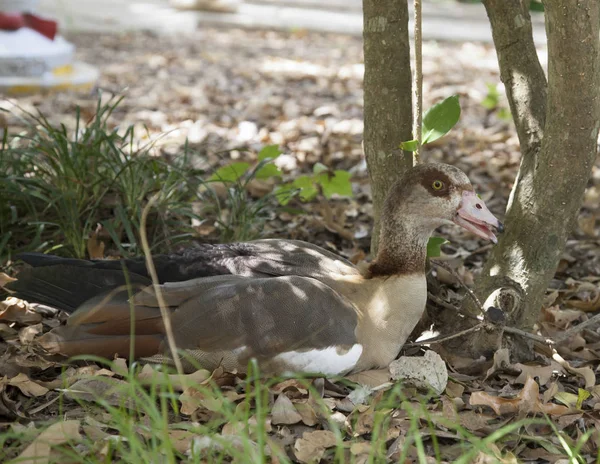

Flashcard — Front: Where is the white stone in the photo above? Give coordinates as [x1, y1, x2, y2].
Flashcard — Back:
[389, 350, 448, 395]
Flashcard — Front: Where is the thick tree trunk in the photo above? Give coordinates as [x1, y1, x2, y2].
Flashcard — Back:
[362, 0, 413, 253]
[466, 0, 600, 359]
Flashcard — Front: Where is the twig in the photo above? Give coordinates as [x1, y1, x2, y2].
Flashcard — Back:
[427, 291, 480, 322]
[408, 323, 484, 346]
[140, 194, 185, 377]
[554, 311, 600, 344]
[413, 0, 423, 165]
[502, 326, 555, 345]
[434, 261, 483, 311]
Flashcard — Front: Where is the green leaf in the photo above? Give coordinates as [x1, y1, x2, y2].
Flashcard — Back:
[554, 391, 579, 408]
[255, 163, 281, 179]
[316, 170, 353, 199]
[576, 388, 591, 409]
[209, 162, 250, 182]
[257, 144, 282, 161]
[481, 83, 500, 110]
[274, 184, 296, 205]
[422, 95, 461, 145]
[312, 162, 329, 174]
[293, 176, 319, 202]
[400, 139, 418, 152]
[426, 236, 449, 258]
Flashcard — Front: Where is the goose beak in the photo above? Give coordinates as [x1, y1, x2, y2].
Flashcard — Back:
[453, 190, 503, 244]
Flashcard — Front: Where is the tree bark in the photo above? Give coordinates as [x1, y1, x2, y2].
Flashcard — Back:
[362, 0, 413, 253]
[466, 0, 600, 359]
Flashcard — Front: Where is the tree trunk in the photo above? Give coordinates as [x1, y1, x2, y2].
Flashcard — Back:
[466, 0, 600, 359]
[362, 0, 413, 253]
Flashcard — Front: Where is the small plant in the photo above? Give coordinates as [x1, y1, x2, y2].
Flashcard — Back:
[481, 83, 512, 121]
[200, 146, 354, 243]
[0, 95, 202, 262]
[197, 144, 295, 243]
[275, 161, 353, 205]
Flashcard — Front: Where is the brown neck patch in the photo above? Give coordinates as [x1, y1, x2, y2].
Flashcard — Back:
[366, 221, 429, 278]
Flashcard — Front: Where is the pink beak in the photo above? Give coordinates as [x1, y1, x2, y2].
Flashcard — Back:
[453, 190, 504, 244]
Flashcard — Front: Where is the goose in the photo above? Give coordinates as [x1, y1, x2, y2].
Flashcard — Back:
[4, 163, 503, 375]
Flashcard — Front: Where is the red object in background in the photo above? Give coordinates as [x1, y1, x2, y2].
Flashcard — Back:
[0, 13, 58, 40]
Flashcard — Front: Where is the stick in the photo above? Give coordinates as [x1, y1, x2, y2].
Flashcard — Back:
[140, 194, 185, 377]
[413, 0, 423, 165]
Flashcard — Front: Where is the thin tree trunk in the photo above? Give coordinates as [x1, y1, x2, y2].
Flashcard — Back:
[362, 0, 413, 253]
[466, 0, 600, 359]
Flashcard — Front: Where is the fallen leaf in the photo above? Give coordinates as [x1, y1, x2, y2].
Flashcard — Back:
[179, 387, 223, 415]
[513, 363, 557, 386]
[294, 430, 338, 463]
[15, 420, 81, 464]
[138, 364, 211, 391]
[2, 373, 49, 397]
[19, 323, 43, 345]
[271, 393, 303, 425]
[345, 368, 391, 388]
[445, 380, 465, 398]
[294, 401, 318, 426]
[0, 297, 42, 324]
[0, 272, 17, 289]
[64, 377, 134, 408]
[485, 348, 510, 380]
[552, 352, 595, 389]
[350, 441, 371, 456]
[87, 224, 106, 259]
[470, 376, 571, 416]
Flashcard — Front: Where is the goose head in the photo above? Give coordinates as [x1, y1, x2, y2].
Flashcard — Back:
[372, 163, 503, 276]
[390, 162, 502, 241]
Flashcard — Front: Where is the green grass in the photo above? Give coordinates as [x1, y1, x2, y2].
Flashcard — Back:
[0, 354, 581, 463]
[0, 96, 285, 265]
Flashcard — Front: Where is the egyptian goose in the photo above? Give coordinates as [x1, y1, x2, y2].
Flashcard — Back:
[5, 163, 502, 375]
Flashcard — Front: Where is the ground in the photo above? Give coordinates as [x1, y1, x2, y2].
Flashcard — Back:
[1, 26, 600, 463]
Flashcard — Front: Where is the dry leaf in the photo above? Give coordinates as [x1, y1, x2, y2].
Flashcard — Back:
[459, 410, 489, 431]
[445, 380, 465, 398]
[15, 420, 81, 464]
[513, 363, 557, 386]
[179, 387, 224, 415]
[470, 376, 571, 416]
[0, 272, 17, 289]
[87, 224, 106, 259]
[485, 348, 510, 379]
[138, 364, 211, 391]
[0, 297, 42, 324]
[552, 352, 595, 389]
[345, 368, 391, 388]
[64, 377, 134, 408]
[19, 323, 43, 345]
[3, 373, 49, 397]
[294, 401, 318, 426]
[167, 430, 196, 453]
[350, 441, 371, 456]
[271, 393, 303, 425]
[294, 430, 337, 463]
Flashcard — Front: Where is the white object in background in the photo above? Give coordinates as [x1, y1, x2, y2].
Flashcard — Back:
[0, 28, 73, 76]
[170, 0, 241, 13]
[0, 0, 40, 13]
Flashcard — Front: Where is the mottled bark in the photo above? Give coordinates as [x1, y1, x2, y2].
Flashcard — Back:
[362, 0, 413, 253]
[466, 0, 600, 359]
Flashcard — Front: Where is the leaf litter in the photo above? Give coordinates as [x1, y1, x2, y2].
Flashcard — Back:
[0, 26, 599, 462]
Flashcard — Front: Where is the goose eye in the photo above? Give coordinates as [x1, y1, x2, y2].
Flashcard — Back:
[432, 180, 444, 190]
